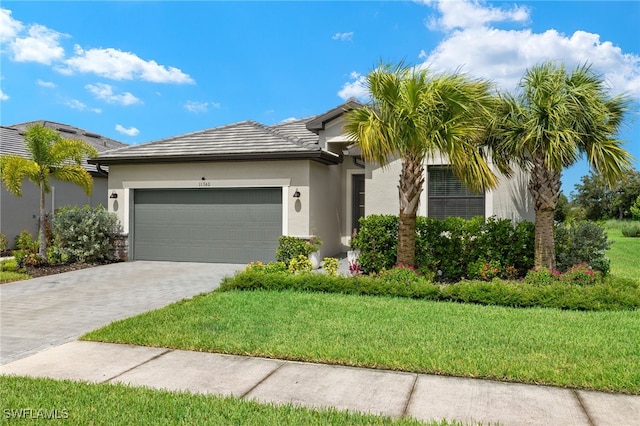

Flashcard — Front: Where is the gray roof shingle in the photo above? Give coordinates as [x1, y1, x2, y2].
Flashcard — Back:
[92, 119, 341, 165]
[1, 121, 127, 175]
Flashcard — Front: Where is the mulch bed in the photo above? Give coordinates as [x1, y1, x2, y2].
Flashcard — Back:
[24, 262, 113, 278]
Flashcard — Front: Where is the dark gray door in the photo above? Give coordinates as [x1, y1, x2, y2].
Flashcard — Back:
[133, 188, 282, 263]
[352, 174, 365, 234]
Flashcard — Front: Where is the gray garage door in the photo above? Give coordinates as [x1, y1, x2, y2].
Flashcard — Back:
[133, 188, 282, 263]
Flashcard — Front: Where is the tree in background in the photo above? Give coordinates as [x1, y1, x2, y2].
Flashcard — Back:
[0, 125, 98, 257]
[344, 62, 498, 266]
[572, 170, 640, 220]
[485, 61, 634, 271]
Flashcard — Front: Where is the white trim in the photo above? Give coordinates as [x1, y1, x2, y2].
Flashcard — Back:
[281, 186, 289, 236]
[122, 178, 291, 189]
[485, 188, 494, 218]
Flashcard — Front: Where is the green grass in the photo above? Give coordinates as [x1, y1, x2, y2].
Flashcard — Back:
[83, 290, 640, 394]
[0, 259, 30, 283]
[604, 220, 640, 280]
[0, 375, 452, 425]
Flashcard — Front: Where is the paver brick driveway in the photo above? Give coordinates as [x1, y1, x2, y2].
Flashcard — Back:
[0, 261, 243, 365]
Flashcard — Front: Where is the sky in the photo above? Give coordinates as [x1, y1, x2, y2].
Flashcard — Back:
[1, 0, 639, 196]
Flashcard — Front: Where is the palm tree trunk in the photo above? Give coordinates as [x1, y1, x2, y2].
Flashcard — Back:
[529, 155, 561, 271]
[39, 179, 46, 258]
[397, 154, 424, 266]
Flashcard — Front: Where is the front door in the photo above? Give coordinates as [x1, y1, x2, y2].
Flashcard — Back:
[351, 174, 365, 235]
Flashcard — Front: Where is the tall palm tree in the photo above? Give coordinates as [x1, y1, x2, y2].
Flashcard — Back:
[485, 61, 633, 271]
[344, 62, 499, 266]
[0, 124, 98, 257]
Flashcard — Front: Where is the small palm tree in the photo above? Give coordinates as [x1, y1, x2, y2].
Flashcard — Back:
[485, 61, 633, 271]
[0, 124, 98, 257]
[344, 62, 499, 266]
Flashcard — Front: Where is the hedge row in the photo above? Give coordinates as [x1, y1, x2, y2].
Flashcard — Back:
[219, 270, 640, 312]
[351, 215, 535, 281]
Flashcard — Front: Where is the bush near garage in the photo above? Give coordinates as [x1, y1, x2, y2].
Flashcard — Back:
[51, 205, 121, 264]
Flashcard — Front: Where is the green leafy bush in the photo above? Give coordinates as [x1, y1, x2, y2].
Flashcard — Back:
[352, 215, 535, 281]
[46, 246, 69, 265]
[555, 221, 611, 275]
[15, 230, 38, 253]
[51, 205, 121, 263]
[631, 195, 640, 220]
[378, 264, 428, 287]
[468, 259, 502, 281]
[322, 257, 339, 276]
[0, 233, 8, 252]
[288, 254, 313, 273]
[351, 215, 398, 274]
[276, 236, 319, 266]
[621, 223, 640, 237]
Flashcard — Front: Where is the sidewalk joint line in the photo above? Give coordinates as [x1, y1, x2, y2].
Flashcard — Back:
[240, 360, 286, 399]
[100, 348, 174, 384]
[401, 374, 419, 418]
[572, 389, 595, 426]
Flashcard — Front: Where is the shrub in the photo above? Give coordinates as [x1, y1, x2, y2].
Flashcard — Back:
[560, 263, 602, 286]
[276, 236, 319, 266]
[631, 195, 640, 220]
[288, 254, 313, 273]
[219, 269, 639, 311]
[524, 268, 558, 286]
[378, 264, 427, 287]
[350, 215, 398, 274]
[322, 257, 339, 276]
[554, 221, 611, 275]
[46, 246, 69, 265]
[0, 233, 8, 252]
[353, 215, 534, 281]
[621, 223, 640, 237]
[246, 261, 288, 273]
[468, 259, 502, 281]
[51, 205, 121, 263]
[15, 230, 38, 253]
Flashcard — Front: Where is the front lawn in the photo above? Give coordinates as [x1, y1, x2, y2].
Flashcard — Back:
[0, 376, 444, 425]
[604, 220, 640, 280]
[83, 289, 640, 394]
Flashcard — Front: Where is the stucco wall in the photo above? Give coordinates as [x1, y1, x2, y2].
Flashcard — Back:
[309, 161, 342, 257]
[0, 177, 108, 248]
[107, 160, 317, 242]
[364, 156, 534, 223]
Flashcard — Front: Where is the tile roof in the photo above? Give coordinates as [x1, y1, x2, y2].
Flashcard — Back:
[93, 119, 341, 165]
[1, 121, 127, 175]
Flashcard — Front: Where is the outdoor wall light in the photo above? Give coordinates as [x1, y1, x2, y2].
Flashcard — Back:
[109, 192, 118, 199]
[293, 190, 301, 198]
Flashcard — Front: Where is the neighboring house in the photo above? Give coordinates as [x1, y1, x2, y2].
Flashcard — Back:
[0, 121, 127, 248]
[91, 100, 534, 264]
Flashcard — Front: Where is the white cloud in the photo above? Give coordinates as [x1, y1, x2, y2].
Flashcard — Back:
[36, 79, 55, 88]
[64, 99, 86, 110]
[0, 8, 23, 43]
[332, 32, 354, 42]
[280, 117, 298, 124]
[91, 108, 102, 114]
[337, 72, 369, 101]
[0, 89, 9, 101]
[10, 23, 66, 64]
[86, 83, 141, 106]
[62, 45, 194, 84]
[115, 124, 139, 136]
[422, 0, 529, 31]
[184, 100, 220, 113]
[423, 27, 640, 98]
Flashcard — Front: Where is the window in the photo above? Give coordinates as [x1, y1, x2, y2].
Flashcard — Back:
[428, 166, 485, 219]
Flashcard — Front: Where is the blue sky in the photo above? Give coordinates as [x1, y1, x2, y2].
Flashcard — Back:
[1, 1, 639, 195]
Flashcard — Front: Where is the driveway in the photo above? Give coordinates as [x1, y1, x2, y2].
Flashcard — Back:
[0, 261, 243, 365]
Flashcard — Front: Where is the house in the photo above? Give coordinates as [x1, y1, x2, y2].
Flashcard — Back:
[0, 121, 127, 248]
[91, 101, 534, 264]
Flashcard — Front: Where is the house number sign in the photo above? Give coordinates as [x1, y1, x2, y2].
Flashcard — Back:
[198, 181, 212, 187]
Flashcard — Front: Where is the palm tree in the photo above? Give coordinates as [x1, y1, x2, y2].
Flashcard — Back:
[485, 61, 633, 271]
[343, 62, 499, 266]
[0, 124, 98, 257]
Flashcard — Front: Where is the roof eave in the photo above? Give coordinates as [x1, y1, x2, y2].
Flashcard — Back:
[89, 150, 342, 166]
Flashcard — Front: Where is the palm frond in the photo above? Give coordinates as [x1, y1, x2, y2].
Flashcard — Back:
[0, 155, 40, 197]
[51, 164, 94, 196]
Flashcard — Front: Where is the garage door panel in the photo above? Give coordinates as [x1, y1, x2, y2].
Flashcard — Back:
[133, 188, 282, 263]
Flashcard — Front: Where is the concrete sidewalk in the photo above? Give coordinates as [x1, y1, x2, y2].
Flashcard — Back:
[1, 341, 638, 425]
